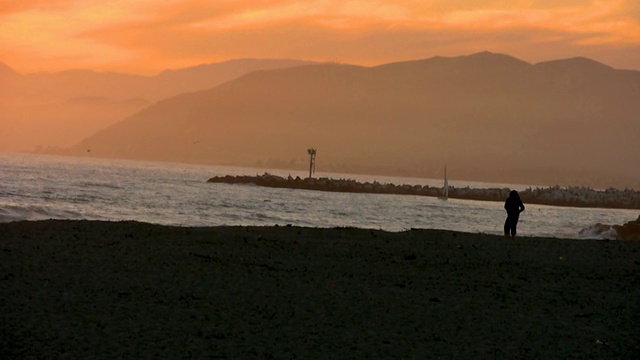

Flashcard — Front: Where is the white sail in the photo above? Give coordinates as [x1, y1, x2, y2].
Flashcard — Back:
[439, 165, 448, 200]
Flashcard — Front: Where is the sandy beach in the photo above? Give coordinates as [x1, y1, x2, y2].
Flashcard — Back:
[1, 220, 638, 359]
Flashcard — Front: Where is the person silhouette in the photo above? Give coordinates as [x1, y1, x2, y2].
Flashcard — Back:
[504, 190, 525, 239]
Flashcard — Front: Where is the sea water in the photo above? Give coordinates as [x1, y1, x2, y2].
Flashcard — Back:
[0, 153, 637, 239]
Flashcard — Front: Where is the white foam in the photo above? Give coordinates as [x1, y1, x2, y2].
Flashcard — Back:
[578, 224, 618, 240]
[0, 206, 30, 223]
[0, 204, 56, 223]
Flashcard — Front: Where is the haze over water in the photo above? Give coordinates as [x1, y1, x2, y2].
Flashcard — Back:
[1, 154, 636, 240]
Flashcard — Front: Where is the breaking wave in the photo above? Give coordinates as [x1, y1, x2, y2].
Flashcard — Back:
[578, 223, 618, 240]
[0, 204, 84, 223]
[0, 205, 52, 223]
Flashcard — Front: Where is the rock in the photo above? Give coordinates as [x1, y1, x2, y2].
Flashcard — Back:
[616, 215, 640, 240]
[205, 174, 640, 209]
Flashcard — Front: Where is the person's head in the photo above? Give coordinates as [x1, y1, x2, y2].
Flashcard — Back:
[509, 190, 520, 200]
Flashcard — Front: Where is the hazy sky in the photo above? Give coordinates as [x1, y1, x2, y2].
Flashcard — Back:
[1, 0, 639, 74]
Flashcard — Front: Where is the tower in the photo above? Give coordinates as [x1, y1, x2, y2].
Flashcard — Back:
[307, 148, 316, 179]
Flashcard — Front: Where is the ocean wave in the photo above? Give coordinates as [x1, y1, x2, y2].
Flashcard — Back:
[578, 223, 617, 240]
[0, 204, 83, 223]
[78, 181, 122, 190]
[0, 205, 50, 223]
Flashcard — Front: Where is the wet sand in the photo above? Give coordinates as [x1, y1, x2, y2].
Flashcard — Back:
[1, 220, 638, 358]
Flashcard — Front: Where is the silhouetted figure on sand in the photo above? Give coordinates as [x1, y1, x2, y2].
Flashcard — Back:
[504, 190, 525, 239]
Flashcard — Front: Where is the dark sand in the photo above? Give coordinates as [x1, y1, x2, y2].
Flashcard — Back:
[1, 220, 638, 359]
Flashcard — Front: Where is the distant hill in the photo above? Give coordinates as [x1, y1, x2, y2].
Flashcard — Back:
[62, 52, 640, 189]
[0, 62, 19, 79]
[0, 59, 314, 152]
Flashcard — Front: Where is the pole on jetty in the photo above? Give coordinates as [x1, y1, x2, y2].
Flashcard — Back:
[307, 148, 316, 179]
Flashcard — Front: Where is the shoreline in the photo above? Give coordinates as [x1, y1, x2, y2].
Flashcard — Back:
[2, 220, 638, 358]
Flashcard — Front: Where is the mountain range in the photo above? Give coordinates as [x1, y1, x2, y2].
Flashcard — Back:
[0, 59, 313, 152]
[59, 52, 639, 189]
[2, 52, 639, 189]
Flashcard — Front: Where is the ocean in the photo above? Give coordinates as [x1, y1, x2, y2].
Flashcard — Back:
[0, 153, 636, 239]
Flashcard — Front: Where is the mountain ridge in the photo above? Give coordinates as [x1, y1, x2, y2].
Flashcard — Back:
[0, 58, 315, 152]
[59, 52, 640, 189]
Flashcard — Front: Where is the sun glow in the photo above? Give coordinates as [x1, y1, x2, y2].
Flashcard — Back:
[0, 0, 639, 74]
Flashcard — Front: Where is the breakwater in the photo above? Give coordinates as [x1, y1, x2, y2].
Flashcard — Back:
[207, 173, 640, 210]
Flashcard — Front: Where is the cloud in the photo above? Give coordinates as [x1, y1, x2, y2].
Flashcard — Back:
[1, 0, 639, 73]
[0, 0, 73, 16]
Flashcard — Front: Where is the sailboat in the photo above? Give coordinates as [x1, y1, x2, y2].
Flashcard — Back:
[438, 165, 449, 201]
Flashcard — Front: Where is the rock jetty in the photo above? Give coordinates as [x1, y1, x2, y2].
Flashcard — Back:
[207, 173, 640, 210]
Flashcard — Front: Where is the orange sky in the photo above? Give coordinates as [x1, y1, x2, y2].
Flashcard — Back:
[1, 0, 639, 75]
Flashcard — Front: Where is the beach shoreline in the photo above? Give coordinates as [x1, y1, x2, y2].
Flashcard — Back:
[1, 220, 638, 358]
